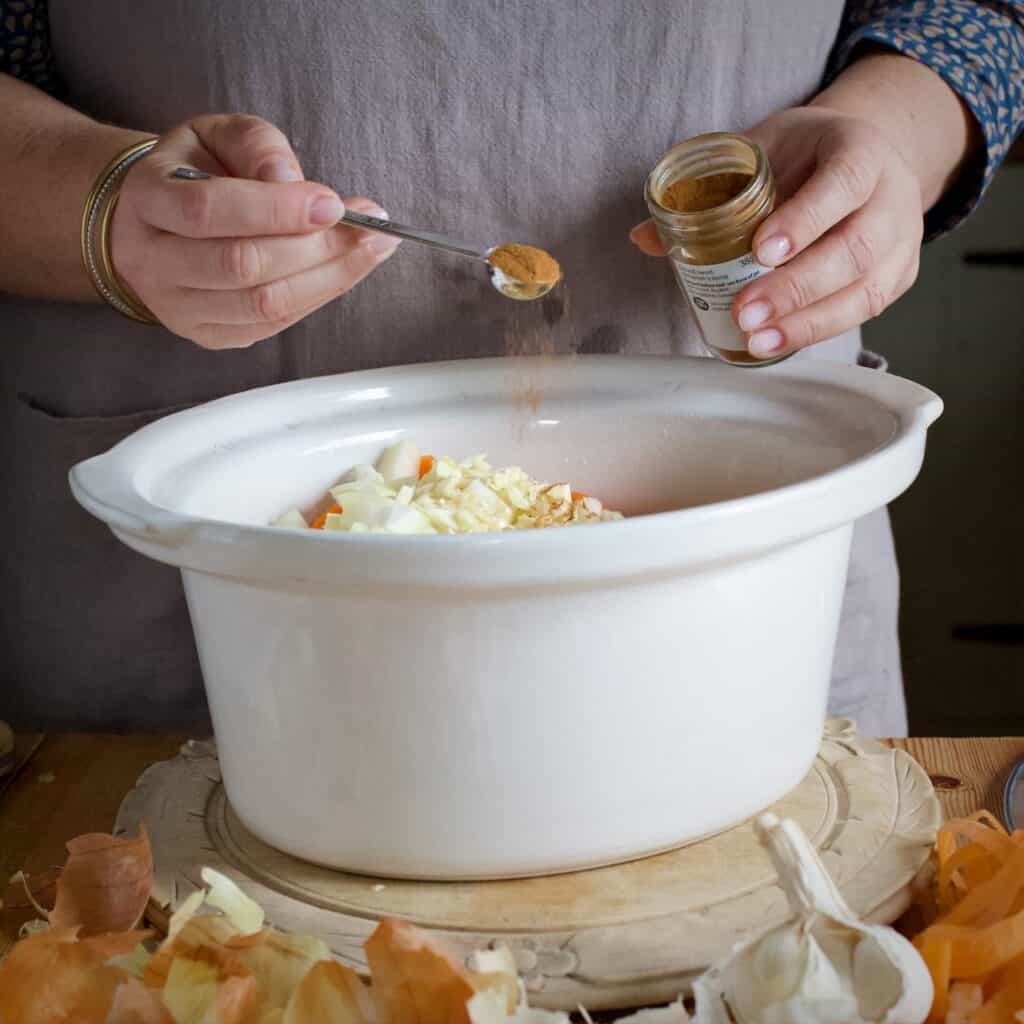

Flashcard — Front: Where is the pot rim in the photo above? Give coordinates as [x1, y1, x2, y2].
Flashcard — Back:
[69, 354, 942, 588]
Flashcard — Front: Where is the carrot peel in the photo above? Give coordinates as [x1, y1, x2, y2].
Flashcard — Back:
[913, 814, 1024, 1021]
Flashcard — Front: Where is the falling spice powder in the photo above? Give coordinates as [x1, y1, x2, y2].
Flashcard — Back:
[660, 171, 752, 213]
[487, 243, 562, 287]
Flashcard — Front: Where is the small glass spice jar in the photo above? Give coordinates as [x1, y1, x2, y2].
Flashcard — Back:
[645, 132, 787, 367]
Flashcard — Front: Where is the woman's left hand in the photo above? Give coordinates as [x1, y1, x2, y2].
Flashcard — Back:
[630, 104, 925, 361]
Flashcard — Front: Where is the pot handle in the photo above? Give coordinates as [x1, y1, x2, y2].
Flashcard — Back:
[856, 349, 889, 373]
[909, 391, 944, 432]
[69, 459, 195, 548]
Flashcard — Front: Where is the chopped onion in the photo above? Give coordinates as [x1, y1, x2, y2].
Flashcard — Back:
[375, 438, 422, 482]
[303, 440, 622, 536]
[271, 507, 308, 530]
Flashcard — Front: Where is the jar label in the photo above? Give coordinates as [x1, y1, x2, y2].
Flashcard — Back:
[669, 251, 771, 352]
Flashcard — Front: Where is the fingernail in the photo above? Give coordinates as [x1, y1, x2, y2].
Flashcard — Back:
[310, 195, 344, 225]
[365, 233, 400, 256]
[738, 300, 773, 332]
[748, 328, 784, 358]
[259, 158, 302, 183]
[757, 235, 791, 267]
[171, 166, 211, 180]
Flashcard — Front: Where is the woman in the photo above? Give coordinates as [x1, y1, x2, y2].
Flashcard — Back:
[1, 1, 1021, 734]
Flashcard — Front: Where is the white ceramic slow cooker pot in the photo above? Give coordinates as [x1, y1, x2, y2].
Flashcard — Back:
[71, 356, 941, 880]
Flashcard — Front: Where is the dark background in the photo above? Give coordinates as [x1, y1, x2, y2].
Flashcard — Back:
[866, 140, 1024, 736]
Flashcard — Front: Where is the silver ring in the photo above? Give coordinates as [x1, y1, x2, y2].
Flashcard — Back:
[171, 167, 211, 180]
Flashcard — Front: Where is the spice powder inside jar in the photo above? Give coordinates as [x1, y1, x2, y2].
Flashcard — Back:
[645, 133, 785, 367]
[660, 172, 752, 214]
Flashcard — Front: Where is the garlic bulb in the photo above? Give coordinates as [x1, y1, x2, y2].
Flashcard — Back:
[690, 813, 933, 1024]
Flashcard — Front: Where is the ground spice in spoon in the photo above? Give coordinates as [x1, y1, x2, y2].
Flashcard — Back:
[660, 171, 751, 212]
[488, 243, 562, 286]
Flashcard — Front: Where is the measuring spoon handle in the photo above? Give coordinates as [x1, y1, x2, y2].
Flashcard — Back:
[340, 209, 487, 262]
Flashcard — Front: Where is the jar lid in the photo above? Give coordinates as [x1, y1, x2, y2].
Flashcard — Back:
[1005, 758, 1024, 830]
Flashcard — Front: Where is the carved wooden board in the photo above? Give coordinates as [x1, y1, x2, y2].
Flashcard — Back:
[114, 719, 940, 1012]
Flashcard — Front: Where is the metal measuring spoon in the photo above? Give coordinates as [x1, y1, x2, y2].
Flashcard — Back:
[168, 167, 559, 299]
[340, 209, 560, 301]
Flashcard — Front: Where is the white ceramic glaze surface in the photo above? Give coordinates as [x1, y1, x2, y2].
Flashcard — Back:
[70, 356, 942, 879]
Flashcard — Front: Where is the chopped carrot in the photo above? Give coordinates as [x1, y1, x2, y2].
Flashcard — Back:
[311, 503, 341, 530]
[912, 813, 1024, 1022]
[571, 491, 587, 502]
[418, 455, 434, 479]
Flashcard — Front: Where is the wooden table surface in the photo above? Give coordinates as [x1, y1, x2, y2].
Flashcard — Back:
[2, 734, 1022, 962]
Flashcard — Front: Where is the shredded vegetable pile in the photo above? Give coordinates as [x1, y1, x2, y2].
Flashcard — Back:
[912, 811, 1024, 1022]
[271, 439, 622, 535]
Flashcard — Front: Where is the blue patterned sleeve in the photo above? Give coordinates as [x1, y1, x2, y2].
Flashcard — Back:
[0, 0, 63, 97]
[830, 1, 1024, 238]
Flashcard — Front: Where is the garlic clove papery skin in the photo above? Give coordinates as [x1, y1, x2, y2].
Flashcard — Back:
[689, 814, 932, 1024]
[852, 929, 934, 1024]
[691, 975, 733, 1024]
[745, 923, 818, 1002]
[756, 814, 931, 1024]
[723, 928, 861, 1023]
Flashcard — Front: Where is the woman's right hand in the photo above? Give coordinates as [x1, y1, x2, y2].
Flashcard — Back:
[111, 114, 399, 349]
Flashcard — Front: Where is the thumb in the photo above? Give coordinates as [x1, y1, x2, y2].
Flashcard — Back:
[190, 113, 307, 183]
[630, 219, 666, 257]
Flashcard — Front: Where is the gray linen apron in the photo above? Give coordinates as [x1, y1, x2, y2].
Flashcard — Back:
[0, 1, 905, 736]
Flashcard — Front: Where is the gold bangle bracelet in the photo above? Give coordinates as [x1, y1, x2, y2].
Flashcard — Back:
[81, 137, 161, 325]
[98, 194, 156, 323]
